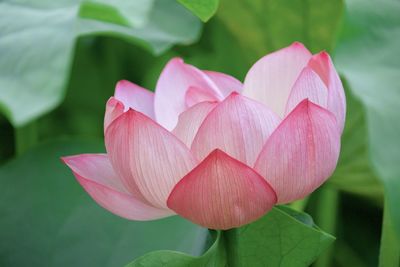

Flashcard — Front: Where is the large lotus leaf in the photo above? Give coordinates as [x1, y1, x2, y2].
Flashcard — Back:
[0, 139, 205, 267]
[328, 85, 383, 201]
[216, 0, 343, 62]
[127, 207, 334, 267]
[335, 0, 400, 239]
[0, 0, 201, 127]
[177, 0, 220, 22]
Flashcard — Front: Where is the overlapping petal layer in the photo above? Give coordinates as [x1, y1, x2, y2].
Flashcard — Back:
[185, 86, 219, 108]
[62, 154, 172, 220]
[114, 80, 155, 119]
[203, 70, 243, 96]
[308, 52, 346, 133]
[254, 100, 341, 204]
[104, 80, 155, 132]
[167, 150, 277, 230]
[173, 101, 218, 147]
[285, 67, 328, 115]
[243, 42, 312, 117]
[105, 109, 197, 209]
[104, 97, 125, 132]
[191, 93, 281, 166]
[154, 58, 222, 130]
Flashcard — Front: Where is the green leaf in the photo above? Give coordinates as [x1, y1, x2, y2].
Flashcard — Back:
[379, 201, 400, 267]
[0, 139, 205, 267]
[216, 0, 343, 62]
[335, 0, 400, 239]
[224, 207, 335, 267]
[328, 85, 383, 202]
[0, 0, 201, 127]
[177, 0, 219, 22]
[127, 207, 334, 266]
[79, 0, 154, 27]
[39, 37, 159, 139]
[126, 231, 226, 267]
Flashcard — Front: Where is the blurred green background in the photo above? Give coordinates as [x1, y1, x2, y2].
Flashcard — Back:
[0, 0, 399, 266]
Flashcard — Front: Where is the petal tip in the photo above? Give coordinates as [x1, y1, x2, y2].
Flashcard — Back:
[311, 51, 332, 64]
[168, 57, 185, 66]
[222, 92, 241, 102]
[317, 50, 330, 58]
[292, 98, 325, 114]
[210, 148, 225, 156]
[60, 155, 76, 166]
[116, 79, 130, 87]
[285, 98, 334, 123]
[206, 149, 234, 162]
[289, 42, 311, 54]
[291, 41, 306, 48]
[115, 80, 133, 94]
[106, 97, 124, 108]
[294, 98, 311, 109]
[60, 156, 68, 165]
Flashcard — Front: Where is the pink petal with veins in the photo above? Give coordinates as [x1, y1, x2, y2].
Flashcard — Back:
[62, 154, 172, 220]
[255, 100, 341, 203]
[191, 93, 281, 166]
[105, 109, 197, 209]
[167, 150, 277, 230]
[243, 42, 312, 117]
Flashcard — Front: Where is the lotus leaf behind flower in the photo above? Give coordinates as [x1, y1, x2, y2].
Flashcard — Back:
[63, 42, 345, 230]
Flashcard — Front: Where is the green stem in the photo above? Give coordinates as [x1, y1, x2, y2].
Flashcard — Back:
[379, 199, 400, 267]
[15, 121, 38, 155]
[223, 228, 239, 267]
[314, 186, 339, 267]
[222, 228, 242, 267]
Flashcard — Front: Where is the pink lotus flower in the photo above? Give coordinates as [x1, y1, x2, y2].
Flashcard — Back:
[63, 42, 345, 230]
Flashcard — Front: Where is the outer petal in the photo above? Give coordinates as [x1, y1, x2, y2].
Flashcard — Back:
[115, 80, 155, 118]
[243, 42, 312, 117]
[254, 100, 341, 204]
[167, 150, 277, 230]
[154, 58, 223, 130]
[104, 101, 155, 206]
[204, 70, 243, 96]
[308, 52, 346, 133]
[104, 97, 124, 132]
[285, 67, 328, 115]
[173, 101, 218, 147]
[105, 109, 197, 209]
[191, 93, 281, 166]
[62, 154, 172, 220]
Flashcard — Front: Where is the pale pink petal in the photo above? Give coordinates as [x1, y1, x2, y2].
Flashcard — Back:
[308, 52, 346, 133]
[115, 80, 155, 119]
[62, 154, 173, 220]
[191, 93, 281, 166]
[243, 42, 312, 117]
[167, 149, 277, 230]
[173, 101, 218, 147]
[285, 67, 328, 115]
[185, 86, 219, 108]
[254, 100, 341, 204]
[105, 109, 197, 209]
[204, 70, 243, 96]
[105, 103, 153, 206]
[104, 97, 124, 133]
[154, 58, 223, 130]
